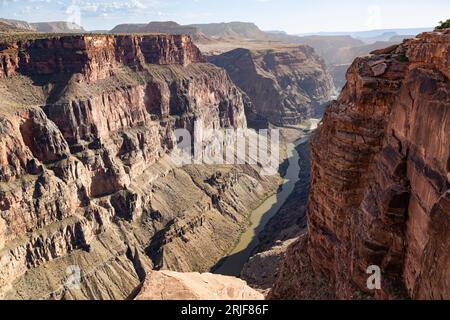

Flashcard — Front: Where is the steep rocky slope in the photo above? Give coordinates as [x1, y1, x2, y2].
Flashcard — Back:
[291, 36, 408, 90]
[271, 30, 450, 300]
[209, 46, 334, 126]
[0, 34, 279, 300]
[241, 134, 311, 295]
[257, 142, 310, 250]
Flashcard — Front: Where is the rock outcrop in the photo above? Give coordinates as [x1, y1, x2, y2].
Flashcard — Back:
[271, 30, 450, 300]
[209, 46, 334, 126]
[133, 270, 264, 300]
[241, 239, 296, 295]
[0, 34, 204, 80]
[0, 22, 26, 33]
[0, 34, 279, 300]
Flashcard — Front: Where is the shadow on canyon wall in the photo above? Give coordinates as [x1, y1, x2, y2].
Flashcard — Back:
[211, 138, 310, 277]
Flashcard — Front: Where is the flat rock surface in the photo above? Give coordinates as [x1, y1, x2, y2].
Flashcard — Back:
[135, 271, 264, 300]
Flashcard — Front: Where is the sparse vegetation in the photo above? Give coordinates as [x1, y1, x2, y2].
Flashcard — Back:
[436, 19, 450, 30]
[396, 46, 409, 62]
[397, 52, 409, 62]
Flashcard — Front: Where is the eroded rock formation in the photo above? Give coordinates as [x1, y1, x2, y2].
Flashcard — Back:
[271, 30, 450, 300]
[209, 46, 334, 126]
[0, 34, 279, 300]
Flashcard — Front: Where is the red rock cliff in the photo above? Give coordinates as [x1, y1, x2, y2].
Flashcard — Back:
[0, 34, 277, 300]
[0, 34, 204, 81]
[271, 30, 450, 300]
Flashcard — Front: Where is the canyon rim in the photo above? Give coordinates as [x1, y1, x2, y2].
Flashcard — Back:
[0, 1, 449, 304]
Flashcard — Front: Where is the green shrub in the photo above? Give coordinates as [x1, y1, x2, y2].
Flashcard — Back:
[436, 19, 450, 30]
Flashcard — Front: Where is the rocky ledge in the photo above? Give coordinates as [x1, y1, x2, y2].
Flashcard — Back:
[271, 30, 450, 300]
[133, 270, 264, 300]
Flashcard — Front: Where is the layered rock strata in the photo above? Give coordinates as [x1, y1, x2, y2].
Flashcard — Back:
[133, 270, 264, 300]
[110, 21, 209, 43]
[271, 30, 450, 300]
[209, 46, 334, 126]
[0, 34, 279, 300]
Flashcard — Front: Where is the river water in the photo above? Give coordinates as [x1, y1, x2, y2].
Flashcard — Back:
[213, 137, 307, 276]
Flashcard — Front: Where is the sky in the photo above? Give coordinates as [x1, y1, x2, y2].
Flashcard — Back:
[0, 0, 449, 33]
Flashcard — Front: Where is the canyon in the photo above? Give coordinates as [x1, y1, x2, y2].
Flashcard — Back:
[0, 20, 448, 301]
[0, 19, 36, 32]
[0, 33, 280, 299]
[0, 18, 412, 90]
[110, 21, 209, 43]
[270, 29, 450, 300]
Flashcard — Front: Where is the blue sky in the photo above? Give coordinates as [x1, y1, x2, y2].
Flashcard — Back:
[0, 0, 449, 32]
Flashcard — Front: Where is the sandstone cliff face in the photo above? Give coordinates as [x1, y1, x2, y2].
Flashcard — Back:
[209, 46, 334, 126]
[271, 30, 450, 300]
[0, 34, 204, 81]
[0, 34, 278, 300]
[133, 270, 264, 300]
[190, 22, 268, 40]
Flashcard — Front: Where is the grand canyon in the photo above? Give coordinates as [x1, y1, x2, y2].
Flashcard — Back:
[0, 2, 448, 303]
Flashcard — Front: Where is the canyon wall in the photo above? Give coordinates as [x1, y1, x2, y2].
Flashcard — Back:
[0, 34, 279, 299]
[271, 30, 450, 300]
[295, 36, 404, 91]
[0, 34, 204, 80]
[30, 22, 85, 33]
[209, 46, 334, 126]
